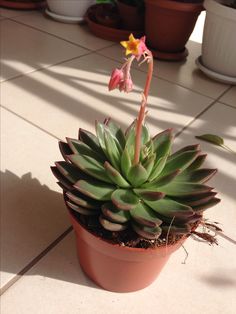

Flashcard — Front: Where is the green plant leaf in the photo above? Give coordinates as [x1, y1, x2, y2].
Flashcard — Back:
[132, 221, 162, 239]
[127, 163, 148, 187]
[66, 138, 105, 161]
[149, 155, 168, 181]
[168, 144, 200, 162]
[104, 161, 130, 188]
[66, 191, 101, 209]
[160, 150, 200, 177]
[79, 128, 104, 157]
[107, 119, 126, 149]
[59, 141, 73, 161]
[142, 169, 180, 188]
[75, 179, 115, 201]
[152, 128, 173, 158]
[51, 166, 73, 191]
[55, 161, 85, 184]
[134, 189, 165, 201]
[174, 191, 217, 207]
[130, 203, 162, 227]
[157, 182, 213, 196]
[104, 128, 121, 170]
[99, 215, 128, 231]
[68, 154, 111, 183]
[101, 202, 130, 223]
[196, 134, 224, 146]
[174, 168, 217, 184]
[183, 154, 207, 172]
[121, 147, 132, 178]
[192, 197, 221, 212]
[66, 201, 99, 215]
[111, 189, 139, 210]
[142, 154, 155, 178]
[161, 224, 191, 235]
[143, 198, 193, 218]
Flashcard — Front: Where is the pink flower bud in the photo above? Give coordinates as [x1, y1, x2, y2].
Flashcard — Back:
[119, 76, 133, 93]
[137, 36, 148, 60]
[108, 68, 124, 91]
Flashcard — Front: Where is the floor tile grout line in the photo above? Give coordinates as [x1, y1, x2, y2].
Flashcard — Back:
[1, 105, 62, 141]
[7, 17, 116, 53]
[217, 101, 236, 110]
[0, 50, 94, 84]
[175, 85, 233, 138]
[95, 50, 230, 101]
[0, 226, 73, 296]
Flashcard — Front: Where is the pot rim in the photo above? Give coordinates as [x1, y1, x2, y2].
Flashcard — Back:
[145, 0, 204, 12]
[204, 0, 236, 21]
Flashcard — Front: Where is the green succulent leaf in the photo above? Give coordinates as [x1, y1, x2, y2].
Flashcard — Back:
[66, 191, 101, 209]
[149, 155, 168, 181]
[68, 154, 111, 183]
[160, 150, 200, 177]
[127, 163, 148, 187]
[79, 128, 104, 157]
[134, 189, 165, 201]
[66, 138, 105, 161]
[192, 197, 221, 212]
[121, 147, 132, 178]
[157, 182, 213, 196]
[51, 166, 73, 191]
[75, 179, 115, 201]
[175, 191, 217, 207]
[55, 161, 86, 184]
[107, 119, 126, 149]
[143, 169, 180, 188]
[104, 128, 121, 170]
[66, 201, 99, 215]
[161, 224, 191, 234]
[174, 168, 217, 184]
[99, 215, 128, 231]
[183, 154, 207, 172]
[196, 134, 224, 146]
[152, 128, 173, 158]
[132, 221, 162, 240]
[101, 202, 130, 223]
[142, 154, 155, 178]
[111, 189, 139, 210]
[104, 161, 130, 188]
[59, 141, 73, 161]
[144, 197, 193, 218]
[130, 202, 162, 227]
[168, 144, 200, 162]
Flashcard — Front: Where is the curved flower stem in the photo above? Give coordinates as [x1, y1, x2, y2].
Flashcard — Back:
[133, 52, 154, 165]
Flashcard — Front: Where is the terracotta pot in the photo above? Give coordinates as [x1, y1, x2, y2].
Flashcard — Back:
[117, 0, 144, 30]
[145, 0, 203, 54]
[0, 0, 45, 9]
[70, 212, 185, 292]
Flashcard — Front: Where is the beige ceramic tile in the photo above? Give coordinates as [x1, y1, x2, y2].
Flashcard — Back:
[219, 86, 236, 108]
[12, 11, 113, 51]
[0, 19, 88, 82]
[0, 107, 70, 290]
[98, 12, 229, 100]
[175, 102, 236, 240]
[1, 227, 235, 314]
[1, 53, 213, 142]
[0, 8, 34, 18]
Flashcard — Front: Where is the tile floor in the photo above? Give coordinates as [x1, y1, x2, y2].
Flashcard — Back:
[0, 8, 236, 314]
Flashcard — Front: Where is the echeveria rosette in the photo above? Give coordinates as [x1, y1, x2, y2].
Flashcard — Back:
[51, 120, 220, 240]
[51, 34, 220, 241]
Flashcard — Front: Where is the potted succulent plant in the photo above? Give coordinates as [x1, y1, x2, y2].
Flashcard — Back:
[196, 0, 236, 84]
[117, 0, 145, 30]
[144, 0, 204, 61]
[0, 0, 45, 9]
[51, 34, 220, 292]
[45, 0, 95, 23]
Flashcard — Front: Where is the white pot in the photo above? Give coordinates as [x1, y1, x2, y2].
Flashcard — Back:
[47, 0, 95, 18]
[202, 0, 236, 77]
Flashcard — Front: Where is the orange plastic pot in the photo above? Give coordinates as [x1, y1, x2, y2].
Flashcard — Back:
[70, 212, 186, 292]
[145, 0, 203, 53]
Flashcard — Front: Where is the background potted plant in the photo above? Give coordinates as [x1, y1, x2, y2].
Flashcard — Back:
[45, 0, 95, 23]
[196, 0, 236, 84]
[51, 34, 220, 292]
[117, 0, 145, 30]
[0, 0, 45, 9]
[144, 0, 204, 61]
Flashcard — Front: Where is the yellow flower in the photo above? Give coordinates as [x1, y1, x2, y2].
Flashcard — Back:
[120, 34, 140, 56]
